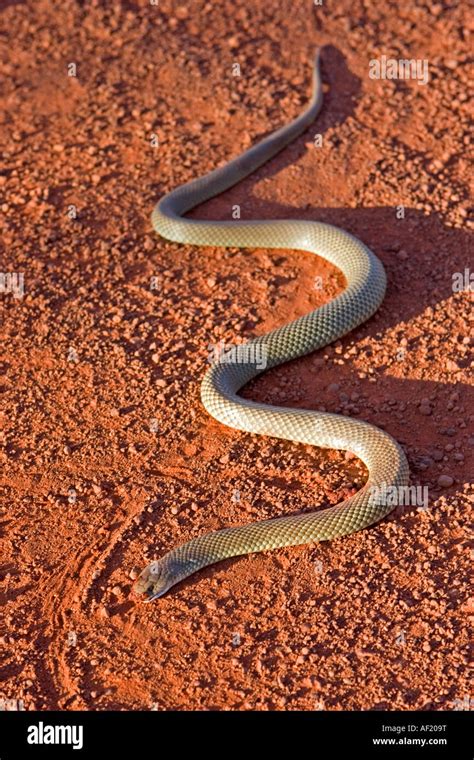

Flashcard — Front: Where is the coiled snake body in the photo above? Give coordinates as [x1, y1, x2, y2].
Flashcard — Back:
[134, 51, 409, 601]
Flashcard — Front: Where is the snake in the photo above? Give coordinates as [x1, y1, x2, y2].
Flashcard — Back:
[134, 49, 409, 601]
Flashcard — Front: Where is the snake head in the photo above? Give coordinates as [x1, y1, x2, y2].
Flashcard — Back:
[133, 555, 200, 601]
[133, 560, 173, 602]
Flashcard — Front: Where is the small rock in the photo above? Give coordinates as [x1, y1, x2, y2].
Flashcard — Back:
[437, 475, 454, 488]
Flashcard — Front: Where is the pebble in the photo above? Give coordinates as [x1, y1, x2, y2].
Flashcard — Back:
[175, 6, 189, 19]
[437, 475, 454, 488]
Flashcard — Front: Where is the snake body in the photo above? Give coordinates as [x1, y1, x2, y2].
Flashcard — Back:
[134, 51, 409, 601]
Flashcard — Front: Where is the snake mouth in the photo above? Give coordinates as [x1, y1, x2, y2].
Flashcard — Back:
[143, 588, 168, 602]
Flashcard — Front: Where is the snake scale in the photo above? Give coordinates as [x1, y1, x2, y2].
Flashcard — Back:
[134, 50, 409, 601]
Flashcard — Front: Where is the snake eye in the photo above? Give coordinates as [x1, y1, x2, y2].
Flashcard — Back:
[145, 588, 163, 602]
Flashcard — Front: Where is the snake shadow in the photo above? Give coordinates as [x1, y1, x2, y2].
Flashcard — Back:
[185, 43, 470, 340]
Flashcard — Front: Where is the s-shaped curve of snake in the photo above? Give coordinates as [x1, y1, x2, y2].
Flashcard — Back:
[134, 50, 409, 601]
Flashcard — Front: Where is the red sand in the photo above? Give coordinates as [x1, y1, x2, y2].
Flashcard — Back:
[0, 1, 472, 710]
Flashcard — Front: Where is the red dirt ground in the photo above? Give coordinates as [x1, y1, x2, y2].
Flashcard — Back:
[0, 1, 472, 711]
